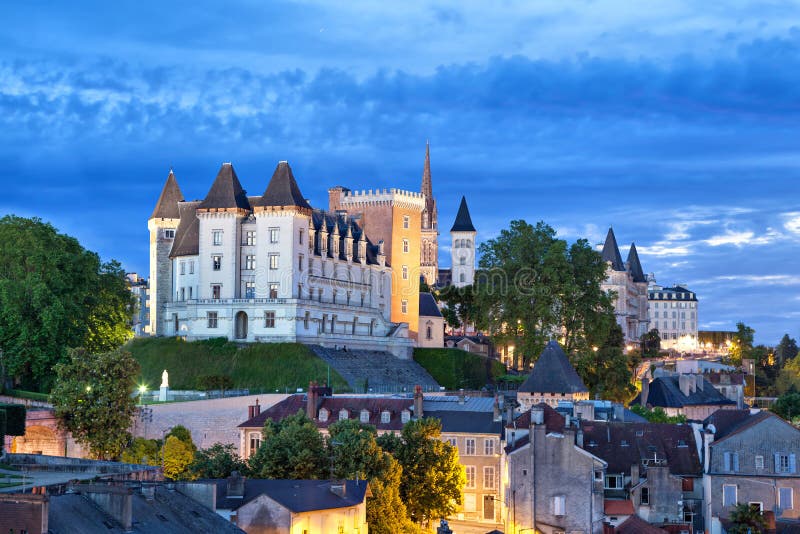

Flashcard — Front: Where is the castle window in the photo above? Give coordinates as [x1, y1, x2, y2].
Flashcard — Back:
[339, 409, 349, 421]
[381, 411, 390, 424]
[165, 229, 175, 239]
[304, 312, 310, 329]
[269, 283, 279, 299]
[211, 285, 221, 299]
[426, 324, 432, 340]
[264, 311, 275, 328]
[460, 256, 466, 265]
[466, 240, 471, 248]
[245, 255, 256, 270]
[403, 239, 409, 253]
[460, 273, 465, 283]
[269, 254, 279, 270]
[360, 409, 370, 423]
[212, 230, 223, 246]
[246, 231, 256, 246]
[402, 265, 408, 280]
[207, 312, 218, 328]
[299, 228, 304, 245]
[401, 299, 408, 314]
[269, 227, 279, 244]
[244, 282, 255, 299]
[298, 255, 304, 271]
[189, 261, 194, 274]
[403, 215, 410, 229]
[319, 408, 328, 422]
[401, 410, 410, 423]
[180, 262, 186, 275]
[212, 255, 222, 270]
[188, 287, 192, 299]
[180, 287, 185, 301]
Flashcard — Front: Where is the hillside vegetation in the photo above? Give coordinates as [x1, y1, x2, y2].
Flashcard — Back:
[414, 348, 506, 390]
[127, 337, 349, 392]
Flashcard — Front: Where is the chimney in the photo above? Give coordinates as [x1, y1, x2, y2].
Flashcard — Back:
[703, 426, 716, 473]
[531, 406, 544, 426]
[493, 394, 501, 422]
[695, 374, 704, 391]
[307, 381, 318, 420]
[248, 398, 261, 419]
[330, 481, 347, 498]
[458, 389, 466, 405]
[414, 385, 424, 419]
[679, 374, 695, 397]
[576, 427, 584, 448]
[631, 463, 640, 484]
[227, 471, 245, 498]
[506, 399, 514, 423]
[640, 378, 650, 407]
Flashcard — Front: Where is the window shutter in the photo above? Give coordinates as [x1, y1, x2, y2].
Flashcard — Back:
[724, 452, 731, 471]
[791, 454, 797, 473]
[733, 453, 740, 472]
[776, 453, 782, 472]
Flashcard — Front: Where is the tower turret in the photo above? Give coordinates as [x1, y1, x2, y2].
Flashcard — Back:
[450, 196, 476, 288]
[419, 142, 439, 286]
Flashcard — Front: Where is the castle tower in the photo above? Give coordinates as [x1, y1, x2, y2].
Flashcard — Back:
[420, 142, 438, 287]
[148, 170, 184, 335]
[450, 196, 476, 287]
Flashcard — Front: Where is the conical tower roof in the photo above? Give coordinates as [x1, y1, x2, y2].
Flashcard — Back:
[198, 163, 251, 211]
[450, 196, 476, 232]
[519, 341, 588, 394]
[150, 170, 184, 219]
[258, 161, 311, 209]
[601, 227, 625, 271]
[627, 243, 646, 283]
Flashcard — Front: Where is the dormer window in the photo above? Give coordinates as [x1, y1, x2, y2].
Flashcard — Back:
[381, 410, 390, 424]
[360, 409, 370, 423]
[401, 410, 410, 424]
[339, 409, 349, 421]
[319, 408, 329, 422]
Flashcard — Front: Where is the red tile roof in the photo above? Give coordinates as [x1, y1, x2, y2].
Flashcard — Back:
[604, 499, 634, 515]
[615, 515, 667, 533]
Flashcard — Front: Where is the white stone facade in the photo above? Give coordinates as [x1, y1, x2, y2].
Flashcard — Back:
[451, 231, 476, 287]
[648, 283, 698, 351]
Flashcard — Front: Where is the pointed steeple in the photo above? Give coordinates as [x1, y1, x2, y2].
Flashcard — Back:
[601, 227, 625, 271]
[198, 163, 251, 211]
[150, 169, 184, 219]
[450, 196, 476, 232]
[627, 243, 646, 283]
[420, 142, 436, 230]
[258, 161, 311, 210]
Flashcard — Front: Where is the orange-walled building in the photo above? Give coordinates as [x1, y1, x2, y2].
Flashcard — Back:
[329, 187, 424, 336]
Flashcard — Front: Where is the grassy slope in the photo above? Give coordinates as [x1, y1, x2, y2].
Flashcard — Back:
[126, 337, 350, 392]
[414, 348, 506, 390]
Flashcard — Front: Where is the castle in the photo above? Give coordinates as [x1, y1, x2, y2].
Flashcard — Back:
[599, 227, 649, 344]
[148, 146, 477, 353]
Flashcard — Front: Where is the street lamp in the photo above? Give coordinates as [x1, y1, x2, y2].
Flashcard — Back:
[138, 385, 148, 405]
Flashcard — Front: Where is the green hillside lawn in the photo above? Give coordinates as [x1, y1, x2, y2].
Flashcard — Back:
[127, 337, 349, 393]
[414, 348, 506, 390]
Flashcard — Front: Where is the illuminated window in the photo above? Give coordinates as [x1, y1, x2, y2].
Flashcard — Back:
[245, 255, 256, 270]
[269, 227, 279, 243]
[465, 466, 476, 488]
[402, 215, 410, 229]
[212, 255, 222, 270]
[403, 239, 409, 253]
[401, 300, 408, 314]
[269, 254, 279, 270]
[484, 439, 495, 456]
[465, 438, 475, 455]
[246, 231, 256, 246]
[402, 265, 408, 279]
[483, 466, 495, 489]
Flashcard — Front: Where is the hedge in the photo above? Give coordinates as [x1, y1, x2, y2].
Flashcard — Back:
[0, 404, 26, 436]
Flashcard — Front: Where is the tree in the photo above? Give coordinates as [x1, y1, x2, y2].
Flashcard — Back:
[327, 419, 418, 534]
[775, 334, 799, 367]
[771, 392, 800, 422]
[573, 323, 637, 402]
[248, 411, 327, 479]
[439, 284, 477, 334]
[641, 329, 661, 358]
[629, 404, 687, 424]
[190, 443, 247, 479]
[727, 502, 767, 533]
[729, 322, 755, 367]
[121, 437, 161, 466]
[166, 425, 197, 452]
[50, 347, 139, 459]
[0, 216, 133, 391]
[379, 418, 465, 527]
[196, 374, 234, 396]
[163, 435, 196, 480]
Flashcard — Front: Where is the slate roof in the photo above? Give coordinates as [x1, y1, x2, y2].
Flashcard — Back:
[169, 201, 200, 258]
[150, 170, 184, 220]
[419, 292, 442, 318]
[213, 479, 369, 513]
[615, 515, 667, 534]
[48, 486, 244, 533]
[518, 341, 588, 394]
[601, 227, 625, 271]
[309, 210, 380, 265]
[505, 404, 566, 453]
[423, 395, 496, 412]
[257, 161, 312, 210]
[632, 376, 736, 410]
[579, 420, 702, 477]
[428, 410, 502, 435]
[238, 394, 413, 432]
[702, 409, 775, 442]
[626, 243, 646, 283]
[198, 163, 251, 211]
[450, 196, 476, 232]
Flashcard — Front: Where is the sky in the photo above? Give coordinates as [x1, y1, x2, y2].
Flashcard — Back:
[1, 0, 799, 344]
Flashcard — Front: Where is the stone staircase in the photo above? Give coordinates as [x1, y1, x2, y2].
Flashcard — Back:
[308, 345, 440, 393]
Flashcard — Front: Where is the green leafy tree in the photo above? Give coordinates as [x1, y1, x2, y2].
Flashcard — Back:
[163, 435, 196, 480]
[771, 392, 800, 422]
[439, 284, 477, 334]
[0, 216, 133, 391]
[190, 443, 247, 479]
[574, 323, 637, 402]
[629, 404, 687, 424]
[121, 437, 161, 466]
[379, 418, 465, 527]
[641, 329, 661, 358]
[727, 503, 767, 533]
[729, 322, 755, 367]
[248, 411, 327, 479]
[196, 374, 234, 395]
[165, 425, 197, 452]
[776, 356, 800, 395]
[328, 419, 418, 534]
[51, 347, 139, 459]
[775, 334, 799, 367]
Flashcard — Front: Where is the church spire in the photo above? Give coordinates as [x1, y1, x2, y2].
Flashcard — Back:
[420, 141, 437, 230]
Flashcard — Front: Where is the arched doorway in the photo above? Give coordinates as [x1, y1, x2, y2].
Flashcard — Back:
[13, 425, 61, 456]
[235, 311, 248, 339]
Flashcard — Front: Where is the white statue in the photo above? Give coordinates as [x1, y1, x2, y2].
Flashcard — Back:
[161, 369, 169, 389]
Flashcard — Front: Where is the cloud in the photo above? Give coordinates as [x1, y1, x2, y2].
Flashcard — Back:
[784, 212, 800, 236]
[704, 228, 782, 247]
[709, 275, 800, 286]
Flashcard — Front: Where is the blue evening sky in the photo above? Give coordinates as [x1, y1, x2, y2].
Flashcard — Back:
[1, 1, 798, 344]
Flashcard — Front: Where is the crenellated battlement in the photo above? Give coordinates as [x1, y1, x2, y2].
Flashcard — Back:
[338, 188, 425, 210]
